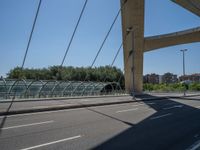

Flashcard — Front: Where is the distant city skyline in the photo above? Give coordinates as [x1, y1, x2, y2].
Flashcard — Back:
[143, 72, 200, 84]
[0, 0, 199, 77]
[143, 72, 200, 77]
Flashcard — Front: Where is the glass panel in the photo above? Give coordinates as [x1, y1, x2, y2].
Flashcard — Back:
[27, 81, 43, 98]
[0, 79, 122, 99]
[8, 80, 27, 98]
[72, 82, 86, 96]
[0, 79, 7, 99]
[39, 81, 57, 98]
[52, 81, 70, 97]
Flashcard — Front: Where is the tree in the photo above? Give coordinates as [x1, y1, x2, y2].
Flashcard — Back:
[7, 66, 124, 88]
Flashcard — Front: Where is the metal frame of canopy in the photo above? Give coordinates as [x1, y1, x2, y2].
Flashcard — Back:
[0, 78, 123, 100]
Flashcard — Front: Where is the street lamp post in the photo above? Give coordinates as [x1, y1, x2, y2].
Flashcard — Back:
[180, 49, 187, 96]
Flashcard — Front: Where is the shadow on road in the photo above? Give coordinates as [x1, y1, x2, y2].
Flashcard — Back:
[92, 94, 200, 150]
[0, 97, 15, 135]
[86, 107, 135, 127]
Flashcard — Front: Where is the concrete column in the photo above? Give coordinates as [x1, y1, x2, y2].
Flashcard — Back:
[121, 0, 144, 94]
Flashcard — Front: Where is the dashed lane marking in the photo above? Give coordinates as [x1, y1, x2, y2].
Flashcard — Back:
[116, 108, 138, 113]
[163, 105, 183, 110]
[150, 113, 172, 120]
[1, 120, 54, 130]
[20, 135, 82, 150]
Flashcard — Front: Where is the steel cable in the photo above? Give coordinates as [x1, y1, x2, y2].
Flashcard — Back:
[90, 9, 121, 68]
[81, 0, 128, 83]
[90, 0, 128, 68]
[61, 0, 88, 66]
[21, 0, 42, 69]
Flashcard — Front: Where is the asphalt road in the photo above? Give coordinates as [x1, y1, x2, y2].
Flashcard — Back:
[0, 96, 200, 150]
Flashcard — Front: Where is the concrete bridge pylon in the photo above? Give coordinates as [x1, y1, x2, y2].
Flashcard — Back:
[121, 0, 200, 94]
[121, 0, 145, 94]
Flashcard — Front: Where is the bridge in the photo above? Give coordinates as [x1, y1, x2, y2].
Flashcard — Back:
[1, 1, 200, 150]
[121, 0, 200, 94]
[0, 0, 200, 98]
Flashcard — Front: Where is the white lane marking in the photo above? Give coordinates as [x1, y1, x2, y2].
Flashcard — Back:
[132, 102, 155, 107]
[163, 105, 183, 110]
[0, 108, 85, 119]
[164, 102, 177, 106]
[147, 102, 156, 105]
[116, 108, 138, 113]
[132, 104, 145, 107]
[150, 113, 172, 120]
[186, 140, 200, 150]
[20, 135, 82, 150]
[1, 120, 54, 130]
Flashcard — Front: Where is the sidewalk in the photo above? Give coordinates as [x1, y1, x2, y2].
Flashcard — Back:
[0, 92, 199, 116]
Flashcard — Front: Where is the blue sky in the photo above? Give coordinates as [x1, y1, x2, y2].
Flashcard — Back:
[0, 0, 199, 77]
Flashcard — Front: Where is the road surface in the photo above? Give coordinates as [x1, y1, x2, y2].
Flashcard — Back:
[0, 96, 200, 150]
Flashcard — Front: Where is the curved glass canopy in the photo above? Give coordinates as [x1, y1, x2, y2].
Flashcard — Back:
[0, 78, 122, 100]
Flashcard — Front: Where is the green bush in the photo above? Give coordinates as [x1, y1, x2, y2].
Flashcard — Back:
[189, 83, 200, 91]
[143, 83, 198, 92]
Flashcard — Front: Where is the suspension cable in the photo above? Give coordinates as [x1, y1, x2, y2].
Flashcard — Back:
[21, 0, 42, 69]
[90, 10, 120, 68]
[102, 43, 123, 83]
[81, 0, 128, 82]
[13, 0, 42, 101]
[61, 0, 88, 66]
[111, 43, 123, 67]
[90, 0, 128, 68]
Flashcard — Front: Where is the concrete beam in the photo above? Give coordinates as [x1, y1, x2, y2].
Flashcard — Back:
[144, 27, 200, 52]
[171, 0, 200, 17]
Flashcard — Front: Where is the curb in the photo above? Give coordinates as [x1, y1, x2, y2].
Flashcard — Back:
[0, 94, 199, 116]
[0, 97, 169, 116]
[0, 100, 133, 116]
[0, 94, 130, 103]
